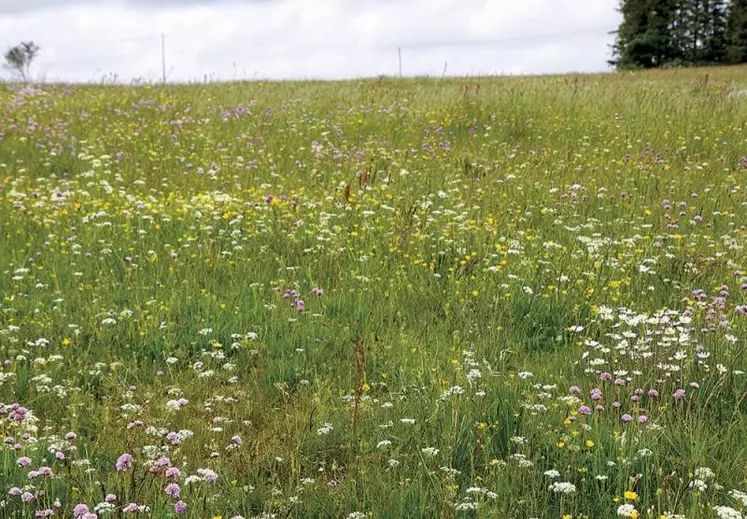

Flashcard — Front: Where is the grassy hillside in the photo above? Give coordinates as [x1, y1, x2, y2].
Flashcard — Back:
[1, 68, 747, 518]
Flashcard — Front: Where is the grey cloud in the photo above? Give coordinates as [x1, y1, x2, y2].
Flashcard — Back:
[0, 0, 620, 82]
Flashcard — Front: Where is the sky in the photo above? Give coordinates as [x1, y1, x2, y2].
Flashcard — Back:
[0, 0, 621, 83]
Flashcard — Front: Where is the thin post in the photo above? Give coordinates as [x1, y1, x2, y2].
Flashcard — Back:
[161, 33, 166, 84]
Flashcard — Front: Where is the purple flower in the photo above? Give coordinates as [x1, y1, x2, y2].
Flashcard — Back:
[614, 378, 626, 387]
[569, 385, 581, 395]
[611, 401, 621, 409]
[590, 388, 603, 400]
[647, 389, 659, 398]
[165, 467, 181, 479]
[8, 487, 22, 497]
[82, 514, 98, 519]
[578, 405, 592, 416]
[638, 415, 648, 424]
[735, 305, 747, 316]
[295, 299, 305, 312]
[65, 432, 77, 440]
[73, 504, 90, 517]
[17, 456, 31, 467]
[164, 483, 181, 498]
[35, 510, 54, 517]
[198, 468, 218, 484]
[38, 466, 53, 477]
[231, 435, 243, 445]
[673, 389, 686, 400]
[174, 501, 188, 513]
[55, 451, 66, 461]
[621, 414, 633, 423]
[105, 494, 117, 503]
[116, 453, 134, 471]
[600, 372, 613, 382]
[311, 287, 324, 296]
[595, 404, 605, 412]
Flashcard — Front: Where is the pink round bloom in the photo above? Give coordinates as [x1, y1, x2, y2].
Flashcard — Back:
[621, 413, 633, 423]
[578, 405, 592, 416]
[595, 404, 605, 412]
[65, 432, 77, 440]
[37, 466, 53, 477]
[35, 510, 54, 517]
[569, 385, 581, 395]
[165, 467, 181, 479]
[631, 395, 639, 403]
[295, 299, 305, 312]
[105, 494, 117, 503]
[116, 453, 134, 471]
[647, 389, 659, 398]
[82, 514, 98, 519]
[73, 504, 90, 517]
[17, 456, 31, 467]
[638, 415, 648, 424]
[590, 388, 602, 400]
[174, 501, 188, 513]
[164, 483, 181, 498]
[611, 401, 621, 409]
[614, 378, 626, 387]
[22, 492, 35, 503]
[231, 435, 243, 445]
[8, 487, 22, 496]
[55, 451, 66, 461]
[600, 372, 613, 382]
[673, 389, 686, 399]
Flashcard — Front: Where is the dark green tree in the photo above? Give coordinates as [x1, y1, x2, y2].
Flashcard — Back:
[609, 0, 679, 69]
[726, 0, 747, 63]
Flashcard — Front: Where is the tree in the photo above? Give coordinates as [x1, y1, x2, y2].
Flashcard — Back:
[726, 0, 747, 63]
[609, 0, 678, 69]
[3, 41, 40, 82]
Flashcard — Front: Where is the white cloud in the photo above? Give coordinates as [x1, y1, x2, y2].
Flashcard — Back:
[0, 0, 620, 83]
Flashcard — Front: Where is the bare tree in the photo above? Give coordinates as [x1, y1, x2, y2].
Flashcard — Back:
[4, 41, 40, 82]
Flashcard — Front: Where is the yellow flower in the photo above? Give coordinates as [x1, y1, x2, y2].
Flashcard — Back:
[624, 490, 638, 501]
[585, 439, 595, 448]
[556, 441, 565, 449]
[562, 515, 572, 519]
[61, 338, 72, 346]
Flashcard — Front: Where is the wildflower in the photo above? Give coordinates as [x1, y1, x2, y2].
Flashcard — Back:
[638, 415, 648, 424]
[617, 504, 639, 517]
[175, 501, 188, 513]
[116, 453, 133, 471]
[73, 504, 90, 517]
[624, 490, 638, 501]
[713, 506, 742, 519]
[578, 405, 592, 416]
[672, 389, 686, 400]
[621, 414, 633, 423]
[165, 483, 181, 498]
[549, 481, 577, 494]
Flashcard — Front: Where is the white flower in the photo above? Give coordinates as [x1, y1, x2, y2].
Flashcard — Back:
[347, 512, 366, 519]
[617, 504, 639, 517]
[387, 458, 400, 467]
[517, 371, 533, 380]
[730, 489, 747, 507]
[713, 506, 743, 519]
[549, 482, 576, 494]
[695, 467, 715, 480]
[376, 440, 391, 449]
[544, 470, 561, 478]
[316, 423, 333, 436]
[421, 447, 439, 457]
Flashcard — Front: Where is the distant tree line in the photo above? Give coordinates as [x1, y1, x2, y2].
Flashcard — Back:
[610, 0, 747, 68]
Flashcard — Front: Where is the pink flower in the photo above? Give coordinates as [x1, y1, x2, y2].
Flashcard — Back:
[638, 415, 648, 424]
[578, 405, 592, 416]
[164, 483, 181, 498]
[116, 453, 134, 471]
[73, 504, 90, 517]
[673, 389, 686, 400]
[174, 501, 188, 513]
[621, 414, 633, 423]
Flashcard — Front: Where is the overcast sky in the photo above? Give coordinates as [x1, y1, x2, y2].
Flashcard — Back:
[0, 0, 620, 83]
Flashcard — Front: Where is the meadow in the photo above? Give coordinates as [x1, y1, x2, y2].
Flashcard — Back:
[0, 68, 746, 518]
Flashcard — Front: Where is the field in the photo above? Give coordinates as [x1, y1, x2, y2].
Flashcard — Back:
[1, 69, 747, 519]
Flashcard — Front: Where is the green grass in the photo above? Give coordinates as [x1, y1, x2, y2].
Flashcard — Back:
[0, 68, 746, 518]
